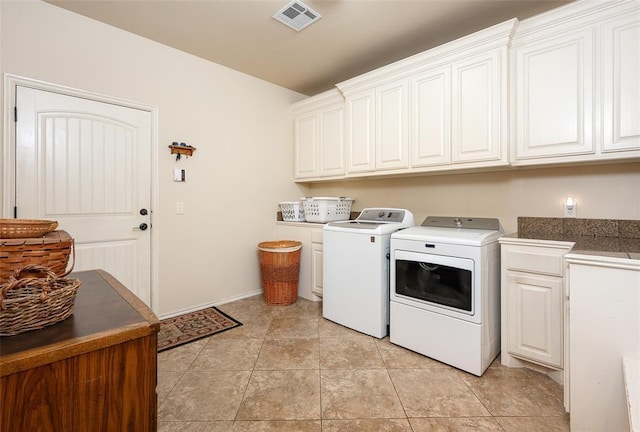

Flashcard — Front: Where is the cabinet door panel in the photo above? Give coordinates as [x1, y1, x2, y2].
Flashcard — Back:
[376, 80, 409, 170]
[452, 51, 501, 163]
[411, 67, 451, 167]
[507, 272, 563, 368]
[319, 105, 345, 175]
[312, 243, 323, 298]
[294, 114, 317, 178]
[602, 16, 640, 153]
[346, 91, 375, 173]
[514, 29, 595, 159]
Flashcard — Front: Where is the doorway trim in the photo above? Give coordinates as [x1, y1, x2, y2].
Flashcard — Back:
[2, 74, 160, 313]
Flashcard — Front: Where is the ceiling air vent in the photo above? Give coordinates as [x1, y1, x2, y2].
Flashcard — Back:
[273, 0, 321, 32]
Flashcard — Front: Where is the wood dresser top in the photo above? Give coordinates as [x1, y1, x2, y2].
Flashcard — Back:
[0, 269, 160, 376]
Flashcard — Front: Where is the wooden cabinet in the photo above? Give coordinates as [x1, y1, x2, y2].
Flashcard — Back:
[511, 0, 640, 165]
[0, 270, 160, 432]
[499, 238, 573, 371]
[293, 89, 345, 180]
[276, 222, 323, 301]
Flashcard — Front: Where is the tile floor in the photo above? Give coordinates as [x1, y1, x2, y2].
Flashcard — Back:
[157, 296, 570, 432]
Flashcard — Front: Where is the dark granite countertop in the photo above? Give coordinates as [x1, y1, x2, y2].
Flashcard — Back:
[509, 217, 640, 260]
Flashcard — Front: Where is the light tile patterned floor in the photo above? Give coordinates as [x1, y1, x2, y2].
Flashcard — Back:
[157, 295, 570, 432]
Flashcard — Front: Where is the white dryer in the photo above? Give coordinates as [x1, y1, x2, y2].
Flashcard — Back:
[322, 208, 415, 338]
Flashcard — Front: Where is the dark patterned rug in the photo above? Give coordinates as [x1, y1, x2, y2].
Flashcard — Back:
[157, 306, 242, 352]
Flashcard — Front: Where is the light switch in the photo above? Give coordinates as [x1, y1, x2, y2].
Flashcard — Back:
[176, 202, 184, 214]
[173, 169, 186, 182]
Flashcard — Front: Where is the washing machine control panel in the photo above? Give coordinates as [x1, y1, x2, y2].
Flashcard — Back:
[358, 208, 407, 223]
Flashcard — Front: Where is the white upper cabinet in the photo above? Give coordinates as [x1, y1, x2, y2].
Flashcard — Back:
[376, 79, 410, 171]
[343, 79, 409, 174]
[294, 112, 318, 178]
[338, 18, 516, 177]
[512, 29, 596, 160]
[511, 0, 640, 165]
[293, 89, 345, 180]
[451, 49, 505, 164]
[602, 12, 640, 153]
[344, 89, 376, 173]
[411, 66, 451, 167]
[293, 1, 639, 182]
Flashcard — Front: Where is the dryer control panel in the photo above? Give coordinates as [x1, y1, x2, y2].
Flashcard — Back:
[358, 208, 409, 223]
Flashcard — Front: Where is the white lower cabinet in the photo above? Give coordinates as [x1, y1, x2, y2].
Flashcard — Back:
[276, 223, 323, 302]
[311, 242, 323, 298]
[506, 272, 563, 368]
[499, 237, 574, 374]
[565, 254, 640, 432]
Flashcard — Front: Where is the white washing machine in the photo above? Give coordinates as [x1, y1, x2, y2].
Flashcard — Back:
[322, 208, 415, 338]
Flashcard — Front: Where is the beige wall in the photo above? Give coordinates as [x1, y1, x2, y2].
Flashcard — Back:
[304, 162, 640, 234]
[1, 0, 306, 316]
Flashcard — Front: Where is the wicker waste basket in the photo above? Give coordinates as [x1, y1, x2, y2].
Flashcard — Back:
[257, 240, 302, 306]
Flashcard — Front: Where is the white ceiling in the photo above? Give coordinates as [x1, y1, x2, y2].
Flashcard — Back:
[46, 0, 573, 96]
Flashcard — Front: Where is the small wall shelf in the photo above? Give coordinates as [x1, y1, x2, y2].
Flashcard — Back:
[168, 144, 196, 157]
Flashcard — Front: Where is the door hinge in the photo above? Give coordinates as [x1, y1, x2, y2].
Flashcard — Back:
[14, 107, 17, 122]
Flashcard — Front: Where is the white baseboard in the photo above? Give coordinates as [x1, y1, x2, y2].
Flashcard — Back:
[158, 289, 262, 320]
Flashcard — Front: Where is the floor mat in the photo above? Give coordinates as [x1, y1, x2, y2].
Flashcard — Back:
[157, 306, 242, 352]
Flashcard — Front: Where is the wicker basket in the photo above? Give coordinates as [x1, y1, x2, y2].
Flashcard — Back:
[258, 240, 302, 306]
[0, 231, 74, 283]
[0, 264, 81, 336]
[0, 219, 58, 239]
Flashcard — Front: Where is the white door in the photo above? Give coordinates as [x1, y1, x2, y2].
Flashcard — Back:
[15, 86, 152, 306]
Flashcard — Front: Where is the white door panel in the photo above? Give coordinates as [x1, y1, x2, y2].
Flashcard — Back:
[15, 86, 152, 305]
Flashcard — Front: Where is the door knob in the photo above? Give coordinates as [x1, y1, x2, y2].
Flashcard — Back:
[140, 208, 148, 216]
[133, 223, 148, 231]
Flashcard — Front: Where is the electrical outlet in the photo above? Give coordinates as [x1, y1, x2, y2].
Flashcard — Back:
[176, 202, 184, 215]
[563, 197, 577, 218]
